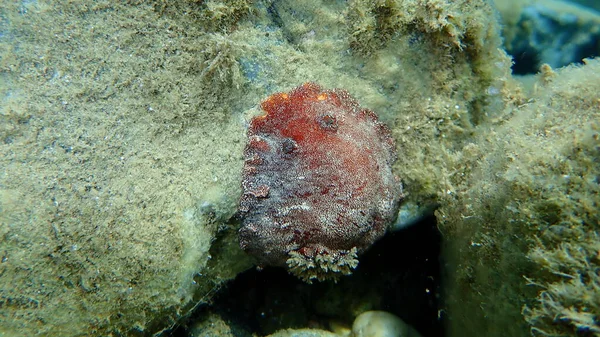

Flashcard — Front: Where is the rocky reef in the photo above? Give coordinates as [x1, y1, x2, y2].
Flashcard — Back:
[0, 0, 598, 336]
[438, 59, 600, 337]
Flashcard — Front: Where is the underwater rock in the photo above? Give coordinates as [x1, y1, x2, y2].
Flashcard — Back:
[391, 201, 438, 232]
[351, 311, 422, 337]
[0, 0, 514, 334]
[239, 83, 402, 283]
[267, 329, 339, 337]
[265, 311, 421, 337]
[497, 0, 600, 74]
[438, 58, 600, 336]
[189, 313, 236, 337]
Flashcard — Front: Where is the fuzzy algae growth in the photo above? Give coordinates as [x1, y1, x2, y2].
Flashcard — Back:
[437, 59, 600, 337]
[0, 1, 252, 336]
[0, 0, 598, 336]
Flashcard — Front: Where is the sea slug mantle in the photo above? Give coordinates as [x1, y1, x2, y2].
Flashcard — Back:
[238, 82, 403, 283]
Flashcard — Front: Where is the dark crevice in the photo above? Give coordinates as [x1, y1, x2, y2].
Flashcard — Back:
[174, 215, 444, 337]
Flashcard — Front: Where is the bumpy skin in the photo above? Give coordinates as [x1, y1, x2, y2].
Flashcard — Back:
[239, 83, 402, 282]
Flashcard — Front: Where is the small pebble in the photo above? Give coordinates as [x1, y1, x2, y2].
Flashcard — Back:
[351, 311, 422, 337]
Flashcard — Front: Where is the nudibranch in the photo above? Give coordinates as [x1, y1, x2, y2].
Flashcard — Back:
[238, 83, 402, 283]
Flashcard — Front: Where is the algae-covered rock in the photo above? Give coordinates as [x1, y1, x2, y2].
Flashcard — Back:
[6, 0, 591, 336]
[345, 0, 512, 207]
[0, 1, 252, 336]
[188, 312, 236, 337]
[437, 58, 600, 336]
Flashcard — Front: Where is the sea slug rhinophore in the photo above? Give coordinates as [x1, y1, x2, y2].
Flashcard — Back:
[239, 83, 402, 283]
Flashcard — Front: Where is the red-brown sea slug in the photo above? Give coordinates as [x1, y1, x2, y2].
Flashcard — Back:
[238, 82, 403, 283]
